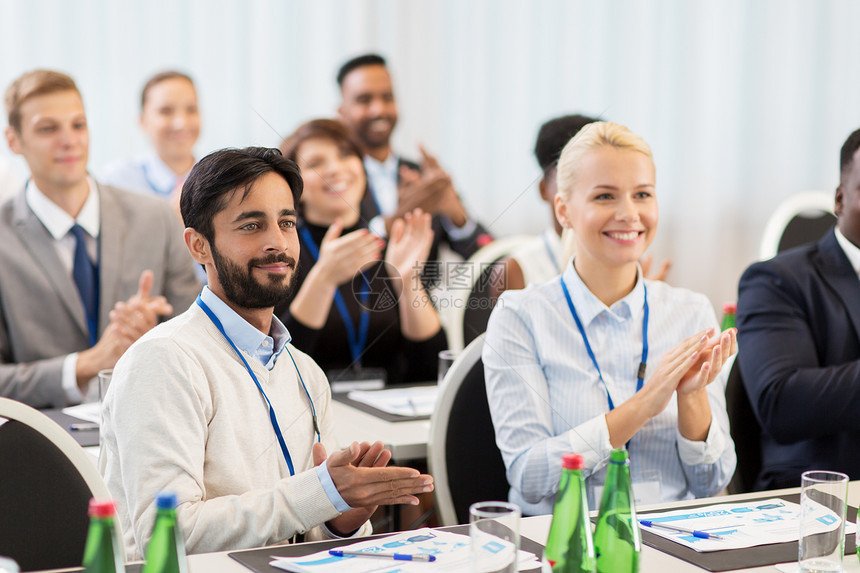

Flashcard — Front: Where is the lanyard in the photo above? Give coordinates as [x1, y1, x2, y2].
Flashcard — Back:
[560, 277, 649, 412]
[196, 296, 320, 476]
[141, 162, 176, 197]
[298, 226, 371, 367]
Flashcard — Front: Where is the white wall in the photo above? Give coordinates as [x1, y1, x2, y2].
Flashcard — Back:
[2, 0, 859, 309]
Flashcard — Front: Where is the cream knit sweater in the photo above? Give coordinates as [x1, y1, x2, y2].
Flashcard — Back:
[102, 304, 370, 559]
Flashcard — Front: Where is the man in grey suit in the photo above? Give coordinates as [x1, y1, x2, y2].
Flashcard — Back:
[1, 69, 200, 408]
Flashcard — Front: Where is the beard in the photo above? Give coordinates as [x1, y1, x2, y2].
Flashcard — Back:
[210, 246, 297, 309]
[356, 115, 396, 149]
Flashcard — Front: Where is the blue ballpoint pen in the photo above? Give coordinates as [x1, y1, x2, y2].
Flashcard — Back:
[328, 550, 436, 562]
[639, 520, 726, 540]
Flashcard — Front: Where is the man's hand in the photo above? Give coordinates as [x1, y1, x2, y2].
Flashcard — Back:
[390, 145, 467, 228]
[75, 270, 173, 388]
[314, 441, 433, 536]
[641, 255, 672, 281]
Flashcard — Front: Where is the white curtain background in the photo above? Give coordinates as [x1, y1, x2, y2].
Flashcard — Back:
[2, 0, 859, 310]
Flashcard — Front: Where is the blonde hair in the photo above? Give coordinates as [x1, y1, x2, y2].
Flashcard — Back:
[5, 70, 80, 132]
[555, 121, 654, 263]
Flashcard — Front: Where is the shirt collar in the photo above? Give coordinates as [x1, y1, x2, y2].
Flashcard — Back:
[560, 258, 645, 326]
[25, 177, 100, 240]
[834, 227, 860, 277]
[363, 153, 399, 178]
[200, 286, 291, 365]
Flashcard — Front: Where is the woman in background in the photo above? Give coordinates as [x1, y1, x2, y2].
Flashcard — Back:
[101, 70, 200, 205]
[276, 119, 446, 386]
[484, 121, 736, 515]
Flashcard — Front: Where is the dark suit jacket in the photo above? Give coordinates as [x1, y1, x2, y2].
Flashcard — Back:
[360, 157, 492, 267]
[737, 229, 860, 489]
[0, 182, 201, 408]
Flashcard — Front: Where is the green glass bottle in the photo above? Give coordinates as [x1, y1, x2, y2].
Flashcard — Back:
[82, 499, 123, 573]
[543, 454, 595, 573]
[142, 492, 188, 573]
[593, 449, 640, 573]
[721, 303, 736, 331]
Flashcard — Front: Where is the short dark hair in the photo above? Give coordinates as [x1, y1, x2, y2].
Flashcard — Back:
[180, 147, 303, 244]
[141, 70, 194, 110]
[337, 53, 387, 87]
[534, 114, 601, 173]
[840, 127, 860, 180]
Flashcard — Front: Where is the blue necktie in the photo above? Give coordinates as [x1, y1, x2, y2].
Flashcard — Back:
[70, 224, 99, 345]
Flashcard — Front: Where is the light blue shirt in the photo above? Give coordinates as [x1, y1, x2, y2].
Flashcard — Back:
[199, 287, 351, 514]
[100, 152, 187, 198]
[483, 261, 736, 515]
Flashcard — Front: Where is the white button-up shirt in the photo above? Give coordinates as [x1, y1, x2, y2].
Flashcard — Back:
[483, 260, 735, 515]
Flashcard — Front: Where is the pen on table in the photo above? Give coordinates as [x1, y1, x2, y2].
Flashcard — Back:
[328, 550, 436, 562]
[639, 520, 726, 540]
[407, 398, 418, 416]
[69, 422, 99, 431]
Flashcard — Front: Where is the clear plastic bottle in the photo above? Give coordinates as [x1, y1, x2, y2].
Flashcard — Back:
[593, 449, 640, 573]
[543, 453, 595, 573]
[82, 499, 123, 573]
[142, 492, 188, 573]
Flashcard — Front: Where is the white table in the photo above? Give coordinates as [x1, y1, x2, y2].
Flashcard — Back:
[166, 484, 860, 572]
[330, 399, 430, 462]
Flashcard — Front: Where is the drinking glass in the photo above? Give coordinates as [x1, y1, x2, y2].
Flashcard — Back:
[438, 350, 458, 387]
[799, 470, 849, 573]
[470, 501, 520, 573]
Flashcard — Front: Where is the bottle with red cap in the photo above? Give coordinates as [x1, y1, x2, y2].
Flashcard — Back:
[721, 303, 736, 332]
[542, 453, 595, 573]
[82, 499, 123, 573]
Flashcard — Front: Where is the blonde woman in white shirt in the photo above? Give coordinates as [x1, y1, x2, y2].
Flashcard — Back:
[483, 122, 737, 514]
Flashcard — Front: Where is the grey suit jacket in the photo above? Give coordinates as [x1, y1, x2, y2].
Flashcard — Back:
[0, 182, 201, 408]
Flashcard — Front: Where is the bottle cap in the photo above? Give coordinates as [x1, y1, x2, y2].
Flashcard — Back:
[88, 499, 116, 519]
[156, 491, 178, 510]
[723, 302, 737, 314]
[609, 448, 629, 463]
[561, 453, 585, 470]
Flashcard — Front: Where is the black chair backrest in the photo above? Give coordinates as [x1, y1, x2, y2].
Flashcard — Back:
[462, 263, 502, 348]
[444, 357, 509, 524]
[725, 359, 763, 494]
[778, 212, 837, 253]
[0, 419, 92, 571]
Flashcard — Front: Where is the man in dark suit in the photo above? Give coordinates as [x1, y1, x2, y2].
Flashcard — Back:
[0, 69, 200, 408]
[737, 127, 860, 490]
[336, 54, 492, 267]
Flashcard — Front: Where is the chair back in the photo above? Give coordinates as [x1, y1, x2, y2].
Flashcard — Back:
[0, 398, 124, 570]
[759, 190, 836, 260]
[444, 235, 532, 352]
[428, 334, 509, 525]
[724, 358, 763, 493]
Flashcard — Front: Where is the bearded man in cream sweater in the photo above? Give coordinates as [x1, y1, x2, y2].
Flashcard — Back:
[102, 146, 434, 559]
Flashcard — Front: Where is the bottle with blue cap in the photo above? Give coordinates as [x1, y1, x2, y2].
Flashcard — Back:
[142, 491, 188, 573]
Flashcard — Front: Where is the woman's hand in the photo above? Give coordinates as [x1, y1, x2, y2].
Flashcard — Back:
[607, 328, 713, 447]
[676, 327, 737, 395]
[315, 219, 384, 286]
[633, 328, 716, 418]
[385, 209, 434, 283]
